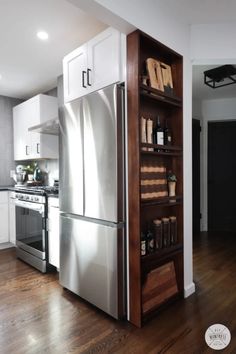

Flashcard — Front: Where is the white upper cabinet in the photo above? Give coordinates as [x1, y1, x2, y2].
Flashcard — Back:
[13, 94, 59, 161]
[63, 27, 124, 103]
[63, 44, 87, 103]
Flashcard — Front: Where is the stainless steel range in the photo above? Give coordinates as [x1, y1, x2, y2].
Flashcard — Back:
[12, 186, 58, 273]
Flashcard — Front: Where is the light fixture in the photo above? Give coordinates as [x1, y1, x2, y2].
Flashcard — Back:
[37, 31, 49, 41]
[204, 65, 236, 89]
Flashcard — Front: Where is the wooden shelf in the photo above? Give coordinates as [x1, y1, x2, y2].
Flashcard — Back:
[127, 29, 183, 328]
[142, 292, 182, 320]
[140, 84, 182, 107]
[141, 143, 182, 157]
[141, 195, 183, 207]
[141, 243, 183, 264]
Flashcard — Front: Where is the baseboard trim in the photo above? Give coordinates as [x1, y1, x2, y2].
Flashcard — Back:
[184, 282, 196, 298]
[0, 242, 15, 250]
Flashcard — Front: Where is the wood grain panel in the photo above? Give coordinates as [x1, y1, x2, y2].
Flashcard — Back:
[127, 30, 142, 327]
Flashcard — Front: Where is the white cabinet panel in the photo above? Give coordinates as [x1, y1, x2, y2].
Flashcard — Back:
[48, 198, 59, 269]
[13, 94, 58, 160]
[0, 192, 9, 244]
[63, 27, 123, 102]
[9, 193, 16, 245]
[87, 27, 121, 93]
[63, 44, 87, 103]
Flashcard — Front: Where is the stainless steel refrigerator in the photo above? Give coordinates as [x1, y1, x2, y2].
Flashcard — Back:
[59, 83, 126, 319]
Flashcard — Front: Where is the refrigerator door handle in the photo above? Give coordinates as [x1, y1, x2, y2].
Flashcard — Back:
[87, 68, 92, 86]
[60, 212, 125, 229]
[82, 70, 87, 88]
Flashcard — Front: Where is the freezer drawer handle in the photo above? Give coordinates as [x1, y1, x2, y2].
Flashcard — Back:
[87, 68, 92, 86]
[82, 70, 87, 88]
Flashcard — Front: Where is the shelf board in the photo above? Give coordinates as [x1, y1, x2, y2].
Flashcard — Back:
[142, 292, 182, 321]
[141, 195, 183, 207]
[140, 84, 182, 107]
[141, 243, 183, 264]
[141, 143, 182, 156]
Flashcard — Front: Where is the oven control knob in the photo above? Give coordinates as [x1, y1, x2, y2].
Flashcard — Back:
[19, 195, 23, 199]
[15, 194, 19, 198]
[35, 197, 39, 202]
[26, 196, 29, 200]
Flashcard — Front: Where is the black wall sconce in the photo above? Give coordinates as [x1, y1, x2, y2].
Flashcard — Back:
[204, 65, 236, 89]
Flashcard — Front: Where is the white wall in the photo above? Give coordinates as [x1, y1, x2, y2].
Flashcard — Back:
[67, 0, 195, 299]
[191, 23, 236, 232]
[192, 98, 204, 230]
[200, 98, 236, 231]
[192, 98, 202, 120]
[191, 23, 236, 63]
[38, 159, 59, 186]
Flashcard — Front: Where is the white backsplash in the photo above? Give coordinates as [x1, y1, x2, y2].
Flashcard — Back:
[38, 159, 59, 186]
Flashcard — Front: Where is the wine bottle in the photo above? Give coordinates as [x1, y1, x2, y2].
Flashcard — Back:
[164, 120, 172, 146]
[154, 116, 164, 146]
[141, 232, 147, 256]
[146, 228, 155, 253]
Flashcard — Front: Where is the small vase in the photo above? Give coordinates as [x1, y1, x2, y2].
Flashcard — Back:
[168, 181, 176, 202]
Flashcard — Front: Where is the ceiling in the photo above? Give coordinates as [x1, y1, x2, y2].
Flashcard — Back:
[1, 1, 236, 100]
[0, 0, 106, 99]
[158, 0, 236, 25]
[192, 65, 236, 101]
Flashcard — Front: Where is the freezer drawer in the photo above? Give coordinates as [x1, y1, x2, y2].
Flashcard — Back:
[59, 214, 125, 319]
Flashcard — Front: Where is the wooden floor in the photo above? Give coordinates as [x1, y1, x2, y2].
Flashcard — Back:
[1, 233, 236, 353]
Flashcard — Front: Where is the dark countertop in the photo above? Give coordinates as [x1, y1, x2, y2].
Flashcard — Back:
[47, 194, 59, 198]
[0, 186, 59, 198]
[0, 186, 14, 191]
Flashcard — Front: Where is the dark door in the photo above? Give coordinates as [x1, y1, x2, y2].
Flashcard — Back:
[208, 121, 236, 231]
[192, 119, 201, 236]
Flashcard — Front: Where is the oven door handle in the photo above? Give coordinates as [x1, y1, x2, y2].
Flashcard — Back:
[14, 200, 45, 214]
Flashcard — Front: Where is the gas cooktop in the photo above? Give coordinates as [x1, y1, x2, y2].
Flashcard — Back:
[13, 185, 59, 196]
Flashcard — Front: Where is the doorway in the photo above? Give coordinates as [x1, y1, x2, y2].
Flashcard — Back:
[192, 119, 201, 236]
[208, 121, 236, 232]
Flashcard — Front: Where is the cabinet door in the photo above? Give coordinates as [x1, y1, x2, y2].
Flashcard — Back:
[27, 99, 40, 159]
[63, 44, 88, 102]
[0, 193, 9, 243]
[87, 28, 121, 93]
[13, 105, 31, 160]
[48, 205, 59, 269]
[9, 195, 16, 244]
[13, 99, 37, 160]
[31, 133, 41, 159]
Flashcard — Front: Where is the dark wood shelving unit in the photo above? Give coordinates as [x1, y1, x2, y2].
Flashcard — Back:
[127, 29, 183, 327]
[141, 243, 183, 264]
[141, 143, 182, 152]
[141, 195, 183, 207]
[140, 84, 182, 107]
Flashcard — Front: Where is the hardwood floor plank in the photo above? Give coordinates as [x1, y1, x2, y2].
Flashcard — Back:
[0, 234, 236, 353]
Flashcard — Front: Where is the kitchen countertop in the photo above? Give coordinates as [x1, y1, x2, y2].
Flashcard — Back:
[0, 186, 59, 198]
[47, 194, 59, 198]
[0, 186, 14, 191]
